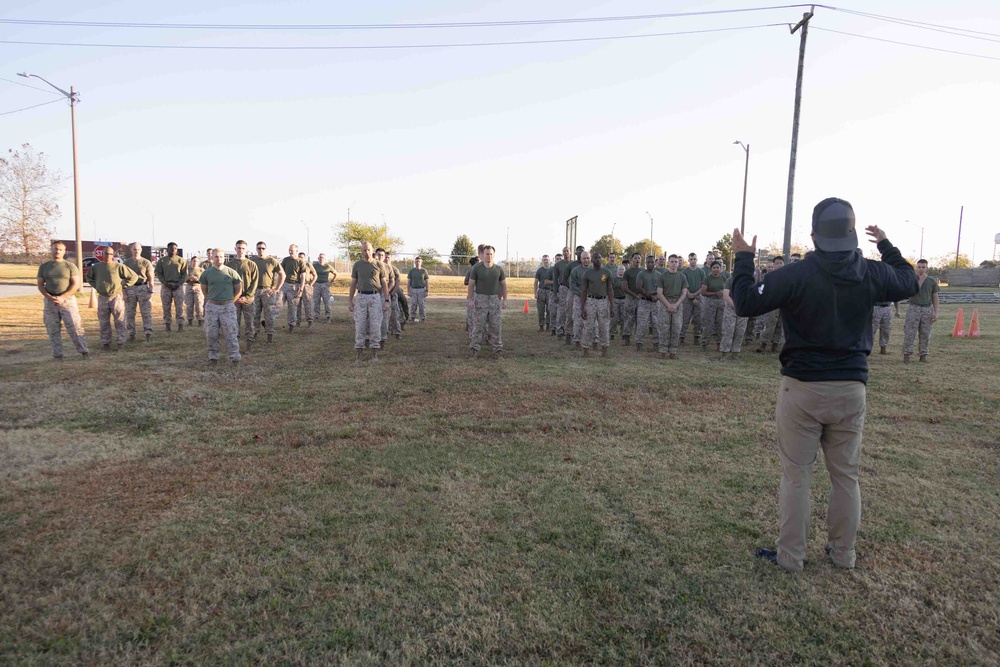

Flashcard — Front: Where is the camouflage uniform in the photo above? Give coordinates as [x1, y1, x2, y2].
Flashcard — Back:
[555, 286, 570, 336]
[388, 265, 402, 336]
[759, 310, 784, 350]
[313, 282, 332, 319]
[97, 295, 127, 345]
[871, 303, 893, 349]
[902, 304, 934, 356]
[472, 294, 503, 352]
[254, 289, 278, 335]
[123, 256, 154, 338]
[656, 302, 683, 355]
[185, 272, 205, 325]
[582, 298, 610, 349]
[43, 297, 89, 357]
[535, 288, 550, 328]
[464, 267, 475, 337]
[354, 293, 383, 349]
[296, 263, 316, 325]
[719, 302, 748, 353]
[155, 255, 188, 325]
[204, 302, 241, 361]
[679, 266, 705, 343]
[635, 298, 657, 345]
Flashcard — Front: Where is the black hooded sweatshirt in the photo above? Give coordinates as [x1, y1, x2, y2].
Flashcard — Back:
[731, 239, 918, 384]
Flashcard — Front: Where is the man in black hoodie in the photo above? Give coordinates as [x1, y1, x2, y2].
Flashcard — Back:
[731, 197, 918, 573]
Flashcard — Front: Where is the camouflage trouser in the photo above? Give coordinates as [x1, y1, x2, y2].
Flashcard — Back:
[125, 285, 153, 336]
[610, 297, 625, 337]
[43, 296, 88, 357]
[872, 305, 893, 349]
[313, 282, 332, 319]
[554, 286, 570, 335]
[719, 303, 748, 353]
[571, 295, 585, 343]
[563, 287, 576, 337]
[185, 283, 205, 323]
[467, 300, 474, 339]
[380, 291, 391, 341]
[97, 294, 127, 345]
[389, 292, 402, 335]
[410, 287, 427, 320]
[680, 295, 702, 341]
[253, 290, 277, 335]
[582, 298, 610, 349]
[282, 283, 303, 326]
[205, 301, 241, 361]
[701, 297, 724, 346]
[656, 302, 683, 354]
[471, 294, 503, 352]
[744, 316, 757, 344]
[235, 298, 256, 341]
[296, 283, 315, 324]
[535, 290, 550, 327]
[635, 299, 658, 345]
[160, 284, 184, 323]
[623, 296, 638, 338]
[903, 304, 934, 356]
[354, 293, 382, 349]
[760, 310, 784, 348]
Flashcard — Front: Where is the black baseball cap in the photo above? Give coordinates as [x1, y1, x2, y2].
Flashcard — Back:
[812, 197, 858, 252]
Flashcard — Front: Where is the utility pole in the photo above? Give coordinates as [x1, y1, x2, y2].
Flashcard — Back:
[646, 212, 653, 257]
[734, 141, 750, 236]
[782, 9, 814, 262]
[955, 205, 964, 269]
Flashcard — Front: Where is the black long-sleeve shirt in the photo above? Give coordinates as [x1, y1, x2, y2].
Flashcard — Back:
[731, 239, 918, 383]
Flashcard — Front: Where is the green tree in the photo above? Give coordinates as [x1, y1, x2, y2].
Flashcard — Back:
[0, 143, 62, 261]
[589, 234, 623, 259]
[333, 221, 403, 261]
[710, 233, 734, 268]
[760, 241, 810, 262]
[622, 239, 663, 261]
[449, 234, 476, 269]
[415, 247, 441, 266]
[934, 253, 972, 270]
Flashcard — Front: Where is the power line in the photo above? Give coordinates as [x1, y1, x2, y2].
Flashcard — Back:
[0, 5, 812, 30]
[0, 98, 64, 117]
[813, 26, 1000, 62]
[823, 6, 1000, 44]
[0, 75, 64, 96]
[0, 23, 789, 51]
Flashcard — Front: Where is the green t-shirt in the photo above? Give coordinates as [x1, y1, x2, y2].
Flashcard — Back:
[123, 257, 153, 285]
[186, 262, 203, 284]
[199, 265, 242, 301]
[562, 260, 581, 287]
[658, 270, 687, 300]
[623, 267, 642, 295]
[604, 263, 619, 279]
[552, 260, 569, 288]
[702, 274, 726, 295]
[534, 266, 550, 291]
[86, 261, 139, 298]
[582, 267, 610, 298]
[681, 266, 706, 293]
[351, 260, 384, 293]
[408, 267, 429, 289]
[280, 256, 308, 284]
[37, 259, 81, 295]
[251, 256, 282, 289]
[636, 269, 659, 297]
[313, 262, 337, 283]
[155, 255, 188, 284]
[390, 265, 401, 290]
[569, 264, 586, 295]
[470, 262, 506, 296]
[225, 257, 260, 298]
[910, 276, 939, 306]
[611, 274, 626, 299]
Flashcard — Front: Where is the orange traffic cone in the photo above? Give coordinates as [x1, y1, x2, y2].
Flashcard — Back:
[951, 307, 965, 337]
[88, 287, 96, 309]
[968, 308, 981, 338]
[522, 299, 530, 314]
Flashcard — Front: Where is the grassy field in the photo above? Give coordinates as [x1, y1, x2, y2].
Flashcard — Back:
[0, 285, 997, 664]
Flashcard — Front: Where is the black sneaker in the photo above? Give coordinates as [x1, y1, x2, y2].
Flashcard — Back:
[755, 548, 779, 565]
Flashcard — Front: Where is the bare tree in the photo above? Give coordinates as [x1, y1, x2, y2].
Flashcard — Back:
[0, 144, 62, 261]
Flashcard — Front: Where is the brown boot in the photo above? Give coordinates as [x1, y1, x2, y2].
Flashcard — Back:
[355, 349, 364, 361]
[623, 335, 630, 346]
[635, 343, 642, 352]
[471, 348, 479, 358]
[539, 325, 545, 332]
[177, 322, 183, 332]
[145, 332, 151, 343]
[267, 333, 273, 343]
[129, 332, 136, 342]
[601, 346, 608, 358]
[903, 353, 911, 364]
[565, 336, 571, 346]
[919, 354, 927, 362]
[165, 322, 171, 332]
[583, 347, 590, 358]
[880, 346, 887, 355]
[668, 353, 677, 360]
[574, 341, 580, 347]
[660, 352, 667, 360]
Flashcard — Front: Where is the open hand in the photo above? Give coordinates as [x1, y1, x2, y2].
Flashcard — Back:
[732, 229, 757, 255]
[865, 225, 887, 244]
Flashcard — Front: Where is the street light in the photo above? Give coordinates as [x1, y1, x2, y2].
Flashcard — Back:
[19, 72, 82, 271]
[303, 220, 310, 259]
[142, 206, 155, 249]
[733, 141, 750, 236]
[646, 211, 653, 257]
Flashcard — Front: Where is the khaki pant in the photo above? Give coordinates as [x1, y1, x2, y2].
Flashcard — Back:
[160, 284, 184, 323]
[97, 294, 126, 345]
[871, 305, 892, 349]
[125, 285, 154, 336]
[185, 283, 205, 323]
[719, 303, 748, 353]
[205, 301, 241, 361]
[635, 299, 658, 345]
[774, 377, 866, 572]
[354, 293, 382, 349]
[471, 294, 503, 352]
[411, 287, 427, 320]
[903, 304, 933, 356]
[680, 295, 702, 341]
[582, 297, 610, 349]
[313, 282, 332, 319]
[701, 296, 724, 346]
[43, 296, 88, 357]
[656, 302, 682, 354]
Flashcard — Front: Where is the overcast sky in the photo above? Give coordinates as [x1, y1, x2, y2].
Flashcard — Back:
[3, 1, 999, 264]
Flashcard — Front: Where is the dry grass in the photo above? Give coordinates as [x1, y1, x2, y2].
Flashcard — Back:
[0, 263, 38, 285]
[0, 289, 997, 664]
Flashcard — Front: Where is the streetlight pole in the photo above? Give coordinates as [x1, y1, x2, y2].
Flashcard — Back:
[733, 141, 750, 236]
[782, 10, 814, 262]
[303, 220, 310, 259]
[142, 206, 155, 249]
[646, 212, 653, 257]
[19, 72, 82, 271]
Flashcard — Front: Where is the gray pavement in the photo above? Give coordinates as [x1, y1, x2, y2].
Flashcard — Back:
[0, 285, 44, 298]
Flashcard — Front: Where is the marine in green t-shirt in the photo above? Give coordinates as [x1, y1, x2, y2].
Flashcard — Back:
[123, 251, 154, 286]
[701, 270, 726, 296]
[581, 266, 610, 298]
[281, 251, 308, 284]
[38, 257, 81, 296]
[252, 251, 283, 290]
[154, 250, 188, 286]
[199, 264, 243, 302]
[910, 273, 940, 306]
[636, 266, 659, 299]
[569, 263, 586, 296]
[86, 251, 140, 298]
[469, 261, 506, 296]
[658, 268, 687, 301]
[226, 255, 259, 299]
[351, 258, 385, 294]
[407, 266, 429, 289]
[681, 263, 705, 294]
[313, 260, 337, 283]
